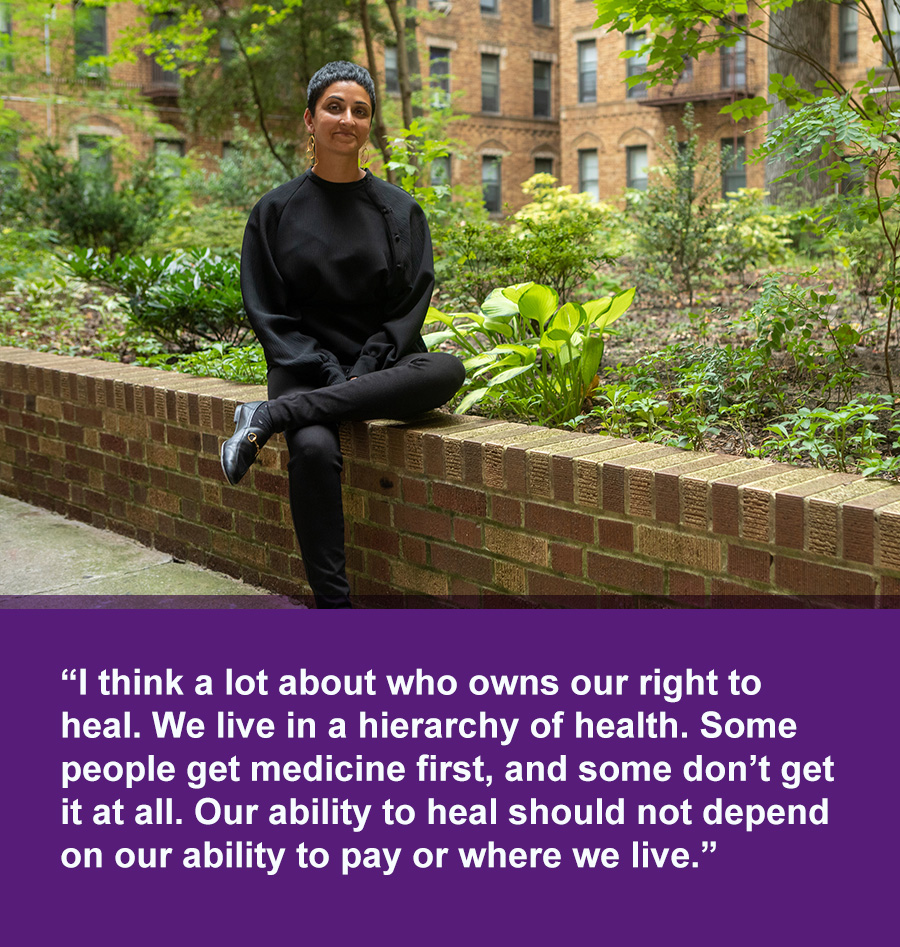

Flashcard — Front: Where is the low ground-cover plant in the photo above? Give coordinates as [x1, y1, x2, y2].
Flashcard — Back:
[0, 271, 130, 356]
[0, 227, 59, 290]
[427, 280, 634, 425]
[753, 397, 900, 475]
[145, 341, 267, 385]
[63, 248, 249, 351]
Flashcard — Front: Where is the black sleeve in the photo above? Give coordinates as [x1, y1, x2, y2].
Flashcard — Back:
[240, 189, 346, 387]
[348, 200, 433, 379]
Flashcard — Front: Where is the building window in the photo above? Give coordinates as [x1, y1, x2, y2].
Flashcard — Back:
[73, 2, 108, 75]
[838, 156, 866, 195]
[384, 47, 399, 94]
[154, 139, 185, 158]
[626, 32, 647, 99]
[721, 137, 747, 195]
[78, 135, 112, 177]
[720, 19, 747, 88]
[219, 30, 237, 67]
[626, 145, 648, 190]
[150, 13, 179, 87]
[533, 60, 551, 117]
[0, 5, 12, 72]
[533, 0, 551, 26]
[577, 40, 596, 104]
[578, 149, 599, 201]
[482, 156, 501, 212]
[431, 154, 451, 186]
[839, 4, 858, 62]
[481, 0, 498, 13]
[885, 3, 899, 62]
[534, 156, 553, 176]
[430, 47, 451, 108]
[481, 53, 500, 112]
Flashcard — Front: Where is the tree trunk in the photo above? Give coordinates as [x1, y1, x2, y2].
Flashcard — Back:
[765, 2, 832, 202]
[404, 0, 423, 119]
[358, 0, 395, 181]
[384, 0, 414, 128]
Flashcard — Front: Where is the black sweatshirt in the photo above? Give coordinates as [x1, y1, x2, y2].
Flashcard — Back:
[240, 168, 433, 386]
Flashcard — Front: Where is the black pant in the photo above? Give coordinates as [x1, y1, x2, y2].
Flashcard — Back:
[267, 352, 466, 607]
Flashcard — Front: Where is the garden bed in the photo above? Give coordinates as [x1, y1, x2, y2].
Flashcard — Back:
[1, 248, 898, 481]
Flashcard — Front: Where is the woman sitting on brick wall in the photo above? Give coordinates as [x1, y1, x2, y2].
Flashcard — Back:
[220, 61, 465, 609]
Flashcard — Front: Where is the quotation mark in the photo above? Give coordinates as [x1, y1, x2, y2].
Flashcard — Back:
[62, 668, 86, 694]
[701, 841, 717, 853]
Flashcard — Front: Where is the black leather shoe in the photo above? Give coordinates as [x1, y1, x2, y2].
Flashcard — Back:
[220, 401, 273, 485]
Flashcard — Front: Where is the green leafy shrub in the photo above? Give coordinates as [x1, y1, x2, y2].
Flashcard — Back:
[832, 210, 900, 305]
[625, 106, 727, 305]
[21, 143, 172, 257]
[744, 274, 868, 404]
[510, 174, 616, 300]
[711, 189, 795, 278]
[427, 281, 634, 424]
[146, 203, 248, 255]
[434, 174, 613, 310]
[63, 248, 249, 351]
[186, 130, 291, 212]
[433, 220, 526, 311]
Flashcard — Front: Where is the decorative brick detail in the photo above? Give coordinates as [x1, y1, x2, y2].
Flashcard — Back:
[2, 348, 898, 608]
[637, 526, 723, 573]
[586, 552, 665, 595]
[485, 525, 549, 567]
[880, 504, 900, 570]
[841, 487, 900, 565]
[709, 461, 780, 536]
[807, 480, 888, 558]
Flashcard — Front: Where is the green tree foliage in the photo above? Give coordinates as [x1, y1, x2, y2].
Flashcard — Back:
[593, 0, 900, 391]
[19, 142, 172, 257]
[123, 0, 357, 177]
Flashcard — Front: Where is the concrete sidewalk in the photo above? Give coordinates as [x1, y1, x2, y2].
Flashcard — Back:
[0, 494, 301, 607]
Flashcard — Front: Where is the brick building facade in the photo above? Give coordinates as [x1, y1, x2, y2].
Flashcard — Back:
[0, 2, 890, 212]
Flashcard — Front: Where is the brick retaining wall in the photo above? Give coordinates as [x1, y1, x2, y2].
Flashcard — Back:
[2, 347, 899, 606]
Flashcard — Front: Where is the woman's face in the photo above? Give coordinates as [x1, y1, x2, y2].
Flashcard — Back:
[304, 80, 373, 161]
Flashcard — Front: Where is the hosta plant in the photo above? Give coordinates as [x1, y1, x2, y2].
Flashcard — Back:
[425, 281, 634, 424]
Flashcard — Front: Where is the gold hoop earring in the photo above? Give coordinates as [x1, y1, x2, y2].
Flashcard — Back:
[306, 134, 316, 164]
[361, 144, 370, 166]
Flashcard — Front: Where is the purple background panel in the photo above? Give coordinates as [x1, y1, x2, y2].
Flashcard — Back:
[4, 609, 897, 946]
